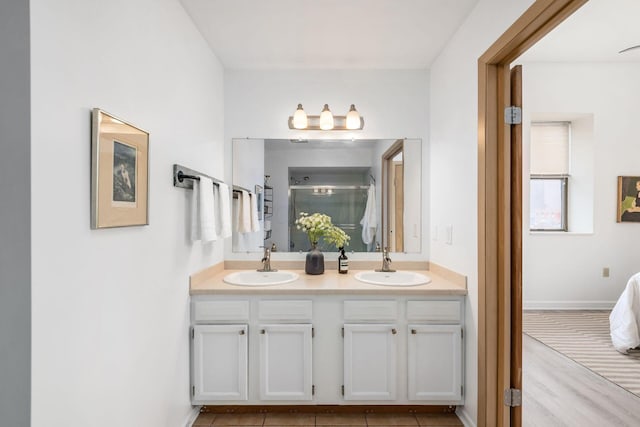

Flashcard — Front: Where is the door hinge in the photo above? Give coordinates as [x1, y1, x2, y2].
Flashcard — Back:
[191, 329, 194, 339]
[461, 385, 464, 396]
[192, 385, 195, 396]
[504, 388, 522, 407]
[504, 106, 522, 125]
[461, 328, 464, 339]
[312, 327, 315, 338]
[341, 327, 344, 338]
[312, 385, 315, 395]
[341, 385, 345, 396]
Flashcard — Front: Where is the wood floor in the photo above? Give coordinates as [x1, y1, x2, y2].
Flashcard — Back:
[523, 333, 640, 426]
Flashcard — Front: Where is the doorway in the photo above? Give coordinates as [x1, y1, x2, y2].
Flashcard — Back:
[382, 139, 405, 252]
[477, 1, 588, 426]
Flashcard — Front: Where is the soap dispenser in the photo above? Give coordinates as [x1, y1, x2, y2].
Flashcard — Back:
[338, 247, 349, 274]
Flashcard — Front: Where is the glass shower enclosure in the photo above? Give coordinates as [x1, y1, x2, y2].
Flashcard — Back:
[289, 185, 369, 252]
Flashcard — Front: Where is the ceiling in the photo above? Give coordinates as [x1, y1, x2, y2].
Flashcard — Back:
[179, 0, 479, 69]
[518, 0, 640, 63]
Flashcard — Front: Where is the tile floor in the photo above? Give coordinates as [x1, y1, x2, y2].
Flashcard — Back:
[192, 411, 463, 427]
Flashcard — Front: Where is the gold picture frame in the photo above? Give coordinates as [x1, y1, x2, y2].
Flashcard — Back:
[617, 176, 640, 223]
[91, 108, 149, 228]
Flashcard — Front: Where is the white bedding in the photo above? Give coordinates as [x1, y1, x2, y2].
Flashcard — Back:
[610, 272, 640, 354]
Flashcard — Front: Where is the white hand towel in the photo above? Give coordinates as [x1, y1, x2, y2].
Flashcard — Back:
[250, 192, 261, 232]
[191, 177, 217, 243]
[238, 190, 252, 233]
[217, 183, 232, 238]
[360, 184, 377, 245]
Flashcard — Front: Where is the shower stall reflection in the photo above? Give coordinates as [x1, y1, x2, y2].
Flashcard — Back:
[289, 185, 371, 252]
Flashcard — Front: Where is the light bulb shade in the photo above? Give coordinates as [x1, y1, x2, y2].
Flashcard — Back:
[345, 104, 361, 130]
[292, 103, 308, 129]
[319, 104, 334, 130]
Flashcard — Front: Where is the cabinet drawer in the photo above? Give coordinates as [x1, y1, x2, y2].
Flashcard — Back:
[407, 300, 461, 323]
[344, 300, 397, 322]
[194, 300, 250, 322]
[259, 300, 312, 321]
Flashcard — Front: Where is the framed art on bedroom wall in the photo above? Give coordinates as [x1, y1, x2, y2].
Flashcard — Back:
[617, 176, 640, 223]
[91, 108, 149, 229]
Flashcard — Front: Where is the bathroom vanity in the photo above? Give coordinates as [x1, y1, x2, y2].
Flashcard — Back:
[189, 265, 466, 407]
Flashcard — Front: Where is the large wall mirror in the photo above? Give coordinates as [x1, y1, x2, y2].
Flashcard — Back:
[232, 138, 421, 254]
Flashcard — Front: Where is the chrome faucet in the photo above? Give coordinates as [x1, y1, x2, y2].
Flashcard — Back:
[257, 247, 277, 272]
[376, 247, 396, 272]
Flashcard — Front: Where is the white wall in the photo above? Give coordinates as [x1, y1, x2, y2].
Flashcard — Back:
[429, 0, 536, 424]
[0, 0, 30, 425]
[30, 1, 224, 425]
[225, 70, 430, 261]
[521, 62, 640, 309]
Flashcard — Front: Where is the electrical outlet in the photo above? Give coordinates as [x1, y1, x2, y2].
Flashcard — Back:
[602, 267, 610, 278]
[445, 225, 453, 245]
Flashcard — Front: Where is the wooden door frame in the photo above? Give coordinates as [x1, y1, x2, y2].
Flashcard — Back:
[381, 139, 404, 251]
[477, 1, 587, 426]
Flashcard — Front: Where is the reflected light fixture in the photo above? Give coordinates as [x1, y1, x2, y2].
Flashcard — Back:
[319, 104, 334, 130]
[288, 103, 364, 130]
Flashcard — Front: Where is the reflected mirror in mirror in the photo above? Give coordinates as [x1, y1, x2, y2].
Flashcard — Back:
[232, 138, 421, 254]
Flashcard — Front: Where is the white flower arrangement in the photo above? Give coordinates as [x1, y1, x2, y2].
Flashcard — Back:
[295, 212, 350, 249]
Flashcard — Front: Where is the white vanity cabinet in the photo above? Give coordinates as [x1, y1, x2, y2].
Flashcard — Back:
[259, 324, 313, 400]
[190, 293, 464, 406]
[343, 324, 397, 400]
[406, 300, 464, 402]
[192, 324, 248, 402]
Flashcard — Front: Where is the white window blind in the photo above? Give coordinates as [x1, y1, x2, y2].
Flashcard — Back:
[530, 122, 570, 174]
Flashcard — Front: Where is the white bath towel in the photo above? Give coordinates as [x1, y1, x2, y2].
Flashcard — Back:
[191, 177, 217, 243]
[610, 272, 640, 354]
[250, 192, 261, 232]
[360, 184, 377, 245]
[237, 190, 252, 233]
[217, 183, 232, 238]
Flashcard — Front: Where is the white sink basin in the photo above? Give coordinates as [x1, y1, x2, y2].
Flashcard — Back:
[223, 270, 299, 286]
[354, 271, 431, 287]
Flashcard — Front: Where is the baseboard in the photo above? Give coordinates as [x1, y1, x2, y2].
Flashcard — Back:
[523, 300, 615, 310]
[184, 406, 202, 427]
[456, 407, 476, 427]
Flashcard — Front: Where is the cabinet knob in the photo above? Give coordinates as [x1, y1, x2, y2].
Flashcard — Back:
[411, 329, 417, 335]
[260, 329, 266, 334]
[239, 329, 245, 335]
[391, 328, 397, 335]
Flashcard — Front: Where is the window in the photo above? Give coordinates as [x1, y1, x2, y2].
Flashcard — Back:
[529, 122, 570, 231]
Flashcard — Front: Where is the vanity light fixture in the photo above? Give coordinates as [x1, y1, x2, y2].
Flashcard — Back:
[288, 103, 364, 130]
[319, 104, 334, 130]
[292, 104, 308, 129]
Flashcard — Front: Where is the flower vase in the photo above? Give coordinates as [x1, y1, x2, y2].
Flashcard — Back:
[305, 242, 325, 275]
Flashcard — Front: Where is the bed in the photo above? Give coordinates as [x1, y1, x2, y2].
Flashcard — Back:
[610, 272, 640, 354]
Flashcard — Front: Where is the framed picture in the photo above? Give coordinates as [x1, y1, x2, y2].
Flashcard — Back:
[617, 176, 640, 222]
[91, 108, 149, 228]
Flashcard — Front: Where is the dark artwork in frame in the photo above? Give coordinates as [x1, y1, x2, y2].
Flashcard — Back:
[617, 176, 640, 222]
[112, 140, 137, 204]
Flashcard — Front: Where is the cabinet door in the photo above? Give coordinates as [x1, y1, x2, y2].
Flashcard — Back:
[192, 324, 248, 402]
[408, 324, 462, 401]
[259, 324, 313, 400]
[343, 324, 397, 400]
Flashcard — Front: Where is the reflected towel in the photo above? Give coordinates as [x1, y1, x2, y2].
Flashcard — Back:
[237, 190, 252, 233]
[191, 177, 217, 243]
[360, 184, 377, 244]
[250, 192, 261, 232]
[217, 183, 232, 238]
